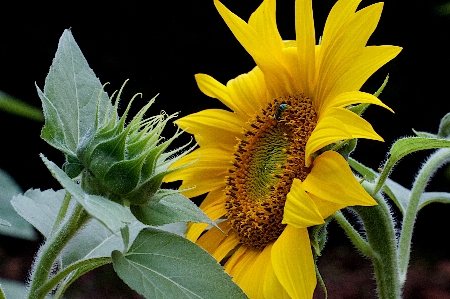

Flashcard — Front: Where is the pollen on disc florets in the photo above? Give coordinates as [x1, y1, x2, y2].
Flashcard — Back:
[225, 94, 318, 249]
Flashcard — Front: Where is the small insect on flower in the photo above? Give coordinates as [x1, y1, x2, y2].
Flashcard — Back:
[274, 103, 288, 120]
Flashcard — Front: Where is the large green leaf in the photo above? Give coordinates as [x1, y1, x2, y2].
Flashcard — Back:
[374, 137, 450, 194]
[0, 169, 37, 240]
[112, 228, 247, 299]
[130, 190, 215, 227]
[37, 29, 111, 157]
[41, 155, 134, 232]
[61, 219, 146, 267]
[11, 189, 70, 238]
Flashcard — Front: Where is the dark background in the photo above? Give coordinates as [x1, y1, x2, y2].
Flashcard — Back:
[1, 0, 450, 298]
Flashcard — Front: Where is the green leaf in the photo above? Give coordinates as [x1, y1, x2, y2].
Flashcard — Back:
[11, 189, 70, 238]
[37, 29, 111, 156]
[0, 169, 37, 240]
[349, 158, 450, 215]
[438, 112, 450, 138]
[418, 192, 450, 210]
[0, 278, 52, 299]
[61, 219, 146, 267]
[62, 220, 186, 267]
[375, 137, 450, 194]
[412, 129, 436, 138]
[41, 154, 135, 232]
[0, 219, 10, 227]
[0, 91, 44, 121]
[130, 190, 215, 227]
[112, 228, 247, 299]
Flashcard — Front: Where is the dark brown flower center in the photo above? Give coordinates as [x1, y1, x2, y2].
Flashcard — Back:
[225, 95, 318, 249]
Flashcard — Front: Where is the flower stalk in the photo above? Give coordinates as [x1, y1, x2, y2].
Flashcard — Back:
[398, 148, 450, 283]
[352, 182, 401, 299]
[27, 203, 90, 299]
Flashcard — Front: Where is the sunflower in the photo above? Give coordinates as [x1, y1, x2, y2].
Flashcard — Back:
[165, 0, 401, 297]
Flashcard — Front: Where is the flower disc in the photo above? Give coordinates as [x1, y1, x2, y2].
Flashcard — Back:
[225, 95, 318, 249]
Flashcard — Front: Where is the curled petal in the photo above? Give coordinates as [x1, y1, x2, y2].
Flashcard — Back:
[302, 151, 377, 207]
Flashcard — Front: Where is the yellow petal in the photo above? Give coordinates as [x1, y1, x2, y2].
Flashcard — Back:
[320, 0, 362, 49]
[302, 151, 377, 207]
[214, 0, 277, 65]
[295, 0, 315, 95]
[283, 178, 325, 228]
[248, 0, 284, 61]
[272, 225, 316, 299]
[197, 221, 239, 262]
[225, 246, 261, 281]
[164, 147, 230, 197]
[214, 0, 293, 96]
[227, 67, 269, 118]
[321, 90, 394, 116]
[323, 46, 402, 105]
[236, 244, 272, 299]
[186, 222, 209, 242]
[186, 187, 228, 242]
[174, 109, 245, 150]
[309, 192, 345, 219]
[305, 107, 383, 165]
[320, 107, 384, 141]
[316, 3, 384, 103]
[305, 113, 352, 166]
[195, 73, 248, 120]
[264, 254, 291, 299]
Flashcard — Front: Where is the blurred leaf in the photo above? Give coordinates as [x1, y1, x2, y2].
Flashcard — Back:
[11, 189, 70, 238]
[37, 29, 111, 157]
[112, 228, 247, 299]
[0, 278, 52, 299]
[130, 190, 215, 227]
[0, 169, 37, 240]
[0, 91, 44, 121]
[41, 154, 135, 232]
[0, 219, 10, 227]
[435, 2, 450, 16]
[374, 137, 450, 194]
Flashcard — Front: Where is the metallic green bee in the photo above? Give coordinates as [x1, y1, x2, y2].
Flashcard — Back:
[274, 103, 288, 120]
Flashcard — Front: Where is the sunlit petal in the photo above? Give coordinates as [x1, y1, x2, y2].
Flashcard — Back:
[316, 3, 384, 103]
[302, 151, 377, 206]
[321, 90, 394, 114]
[195, 73, 249, 120]
[323, 46, 402, 104]
[174, 109, 246, 149]
[264, 255, 291, 299]
[295, 0, 315, 95]
[248, 0, 284, 60]
[272, 226, 316, 299]
[283, 178, 325, 228]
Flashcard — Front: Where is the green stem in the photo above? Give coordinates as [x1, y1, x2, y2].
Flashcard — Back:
[334, 210, 376, 259]
[352, 182, 400, 299]
[398, 148, 450, 283]
[27, 203, 90, 299]
[51, 191, 72, 234]
[37, 257, 111, 297]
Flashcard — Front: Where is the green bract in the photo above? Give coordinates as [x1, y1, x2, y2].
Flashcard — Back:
[73, 82, 190, 205]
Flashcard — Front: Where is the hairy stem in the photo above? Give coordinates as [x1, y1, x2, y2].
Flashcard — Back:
[352, 182, 400, 299]
[27, 203, 90, 299]
[398, 148, 450, 282]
